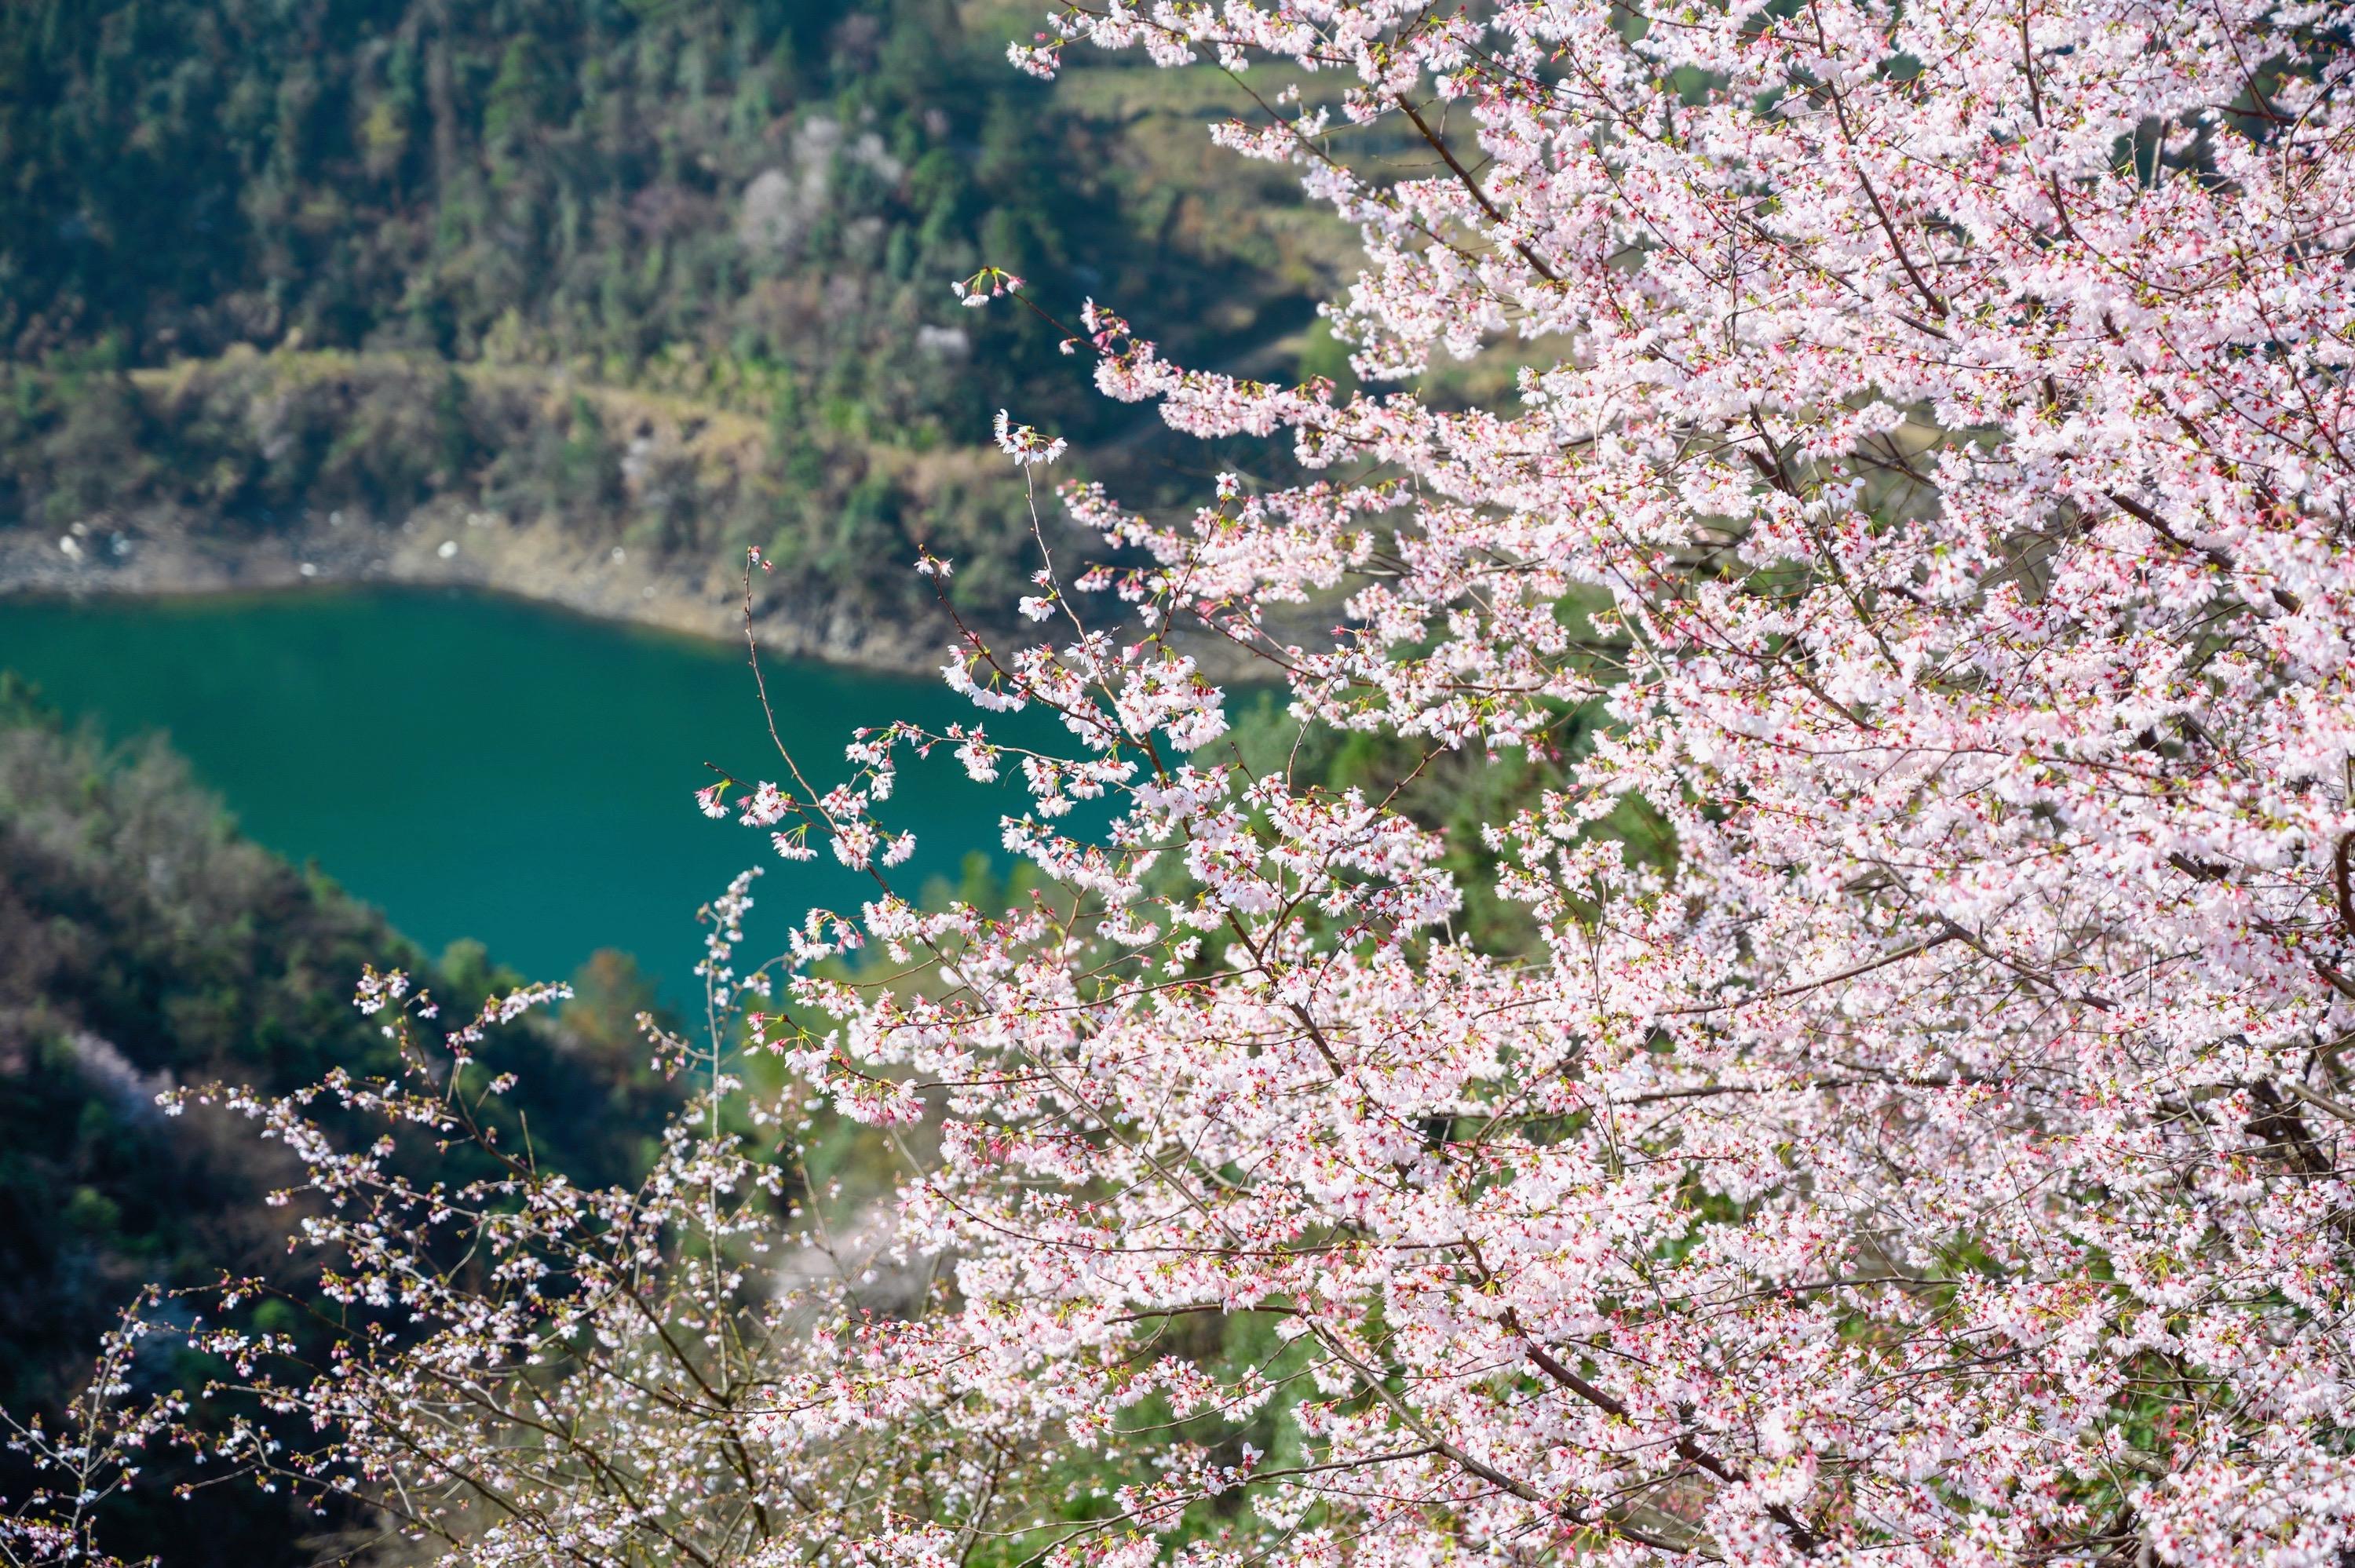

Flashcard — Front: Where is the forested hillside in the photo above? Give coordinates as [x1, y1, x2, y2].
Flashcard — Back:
[0, 0, 1347, 637]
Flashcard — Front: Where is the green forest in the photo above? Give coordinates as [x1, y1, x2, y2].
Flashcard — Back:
[0, 0, 1354, 623]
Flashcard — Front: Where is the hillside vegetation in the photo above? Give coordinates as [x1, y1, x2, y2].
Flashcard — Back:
[0, 0, 1355, 633]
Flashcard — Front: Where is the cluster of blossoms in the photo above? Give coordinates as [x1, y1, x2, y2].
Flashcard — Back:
[14, 2, 2355, 1566]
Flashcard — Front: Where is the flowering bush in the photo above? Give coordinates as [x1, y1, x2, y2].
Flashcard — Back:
[15, 0, 2355, 1564]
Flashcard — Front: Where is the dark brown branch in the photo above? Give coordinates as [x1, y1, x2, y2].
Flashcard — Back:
[2103, 490, 2302, 612]
[1854, 166, 1948, 320]
[1459, 1239, 1827, 1554]
[2335, 832, 2355, 940]
[1393, 95, 1561, 283]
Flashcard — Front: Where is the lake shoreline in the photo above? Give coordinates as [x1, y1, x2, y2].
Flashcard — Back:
[0, 509, 953, 674]
[1, 512, 1290, 683]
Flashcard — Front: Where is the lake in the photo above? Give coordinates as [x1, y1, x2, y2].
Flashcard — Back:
[0, 587, 1056, 997]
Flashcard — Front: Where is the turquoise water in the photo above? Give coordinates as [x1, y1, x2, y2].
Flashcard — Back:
[0, 588, 1049, 996]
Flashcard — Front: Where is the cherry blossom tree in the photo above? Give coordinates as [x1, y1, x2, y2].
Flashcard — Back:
[775, 2, 2355, 1563]
[13, 1, 2355, 1565]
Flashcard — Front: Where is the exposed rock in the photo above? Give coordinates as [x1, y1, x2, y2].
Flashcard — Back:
[736, 117, 904, 258]
[915, 323, 972, 359]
